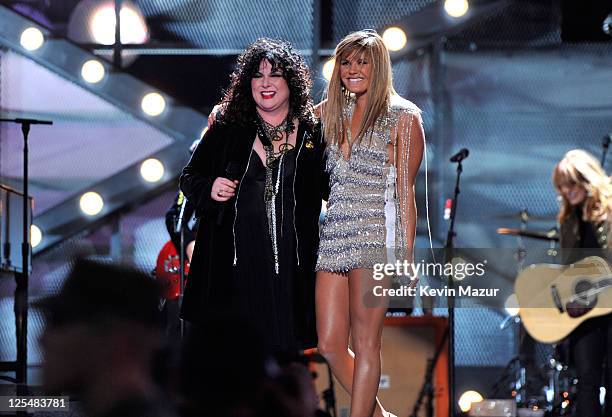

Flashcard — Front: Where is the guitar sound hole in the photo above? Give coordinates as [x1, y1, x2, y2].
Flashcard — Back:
[574, 280, 594, 302]
[566, 279, 597, 318]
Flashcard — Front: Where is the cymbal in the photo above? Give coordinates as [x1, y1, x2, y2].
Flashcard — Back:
[497, 227, 559, 242]
[492, 211, 557, 222]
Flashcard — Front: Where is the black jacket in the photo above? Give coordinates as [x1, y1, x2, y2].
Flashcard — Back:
[179, 120, 328, 348]
[560, 211, 610, 250]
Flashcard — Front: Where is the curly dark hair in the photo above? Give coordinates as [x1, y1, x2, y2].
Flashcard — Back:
[219, 38, 315, 129]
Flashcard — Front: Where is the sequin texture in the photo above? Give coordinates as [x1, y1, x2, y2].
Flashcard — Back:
[316, 96, 421, 273]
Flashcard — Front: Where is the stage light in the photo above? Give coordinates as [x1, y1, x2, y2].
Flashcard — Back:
[504, 293, 520, 317]
[458, 390, 483, 412]
[140, 158, 164, 183]
[444, 0, 469, 18]
[30, 225, 42, 248]
[20, 27, 44, 51]
[603, 13, 612, 36]
[90, 2, 148, 45]
[322, 58, 335, 81]
[89, 6, 115, 44]
[382, 27, 407, 51]
[141, 92, 166, 116]
[79, 191, 104, 216]
[81, 60, 105, 83]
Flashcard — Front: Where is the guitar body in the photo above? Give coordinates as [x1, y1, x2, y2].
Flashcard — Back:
[155, 240, 189, 300]
[515, 256, 612, 344]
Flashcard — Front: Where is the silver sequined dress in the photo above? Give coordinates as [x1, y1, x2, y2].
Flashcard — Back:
[316, 96, 421, 273]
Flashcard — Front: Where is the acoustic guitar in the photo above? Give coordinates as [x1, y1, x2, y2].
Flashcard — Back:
[515, 256, 612, 344]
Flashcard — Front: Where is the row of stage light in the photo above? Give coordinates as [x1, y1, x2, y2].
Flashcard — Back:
[21, 27, 167, 116]
[28, 150, 189, 248]
[21, 21, 201, 245]
[16, 8, 208, 249]
[20, 0, 472, 85]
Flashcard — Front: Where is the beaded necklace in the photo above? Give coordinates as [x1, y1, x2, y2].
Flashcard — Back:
[255, 114, 295, 274]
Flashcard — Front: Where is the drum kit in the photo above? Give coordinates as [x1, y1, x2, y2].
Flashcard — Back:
[495, 209, 577, 416]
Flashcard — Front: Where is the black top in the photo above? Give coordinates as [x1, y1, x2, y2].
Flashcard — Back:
[232, 149, 300, 352]
[576, 206, 601, 249]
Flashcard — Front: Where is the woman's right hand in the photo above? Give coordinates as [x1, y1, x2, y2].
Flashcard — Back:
[211, 177, 239, 202]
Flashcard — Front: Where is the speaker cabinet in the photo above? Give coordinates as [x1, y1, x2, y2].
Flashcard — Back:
[312, 316, 448, 417]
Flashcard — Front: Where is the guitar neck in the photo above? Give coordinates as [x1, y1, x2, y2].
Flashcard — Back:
[595, 277, 612, 291]
[569, 276, 612, 303]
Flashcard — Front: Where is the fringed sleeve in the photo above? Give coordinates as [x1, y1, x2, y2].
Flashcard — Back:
[393, 100, 425, 264]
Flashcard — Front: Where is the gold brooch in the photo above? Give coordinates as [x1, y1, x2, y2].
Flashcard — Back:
[305, 140, 314, 149]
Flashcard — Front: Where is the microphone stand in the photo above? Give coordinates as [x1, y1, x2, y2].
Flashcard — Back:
[446, 151, 467, 416]
[175, 196, 188, 339]
[0, 117, 52, 395]
[410, 327, 449, 417]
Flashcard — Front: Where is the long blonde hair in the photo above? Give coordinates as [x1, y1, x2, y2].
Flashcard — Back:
[552, 149, 612, 223]
[322, 30, 395, 146]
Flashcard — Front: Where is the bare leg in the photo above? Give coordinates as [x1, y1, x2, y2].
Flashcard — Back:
[316, 271, 351, 393]
[348, 268, 390, 417]
[316, 271, 387, 417]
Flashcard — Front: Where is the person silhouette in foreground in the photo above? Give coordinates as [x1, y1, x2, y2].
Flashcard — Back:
[35, 258, 177, 417]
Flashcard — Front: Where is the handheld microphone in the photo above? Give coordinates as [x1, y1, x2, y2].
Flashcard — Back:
[603, 134, 611, 148]
[449, 148, 469, 163]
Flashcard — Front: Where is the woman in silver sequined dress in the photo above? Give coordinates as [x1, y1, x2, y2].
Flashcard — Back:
[315, 31, 425, 417]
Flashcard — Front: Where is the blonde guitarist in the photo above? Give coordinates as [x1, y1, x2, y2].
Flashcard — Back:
[552, 149, 612, 417]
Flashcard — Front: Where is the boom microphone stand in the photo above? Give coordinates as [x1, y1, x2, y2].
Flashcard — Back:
[446, 148, 469, 416]
[0, 117, 52, 393]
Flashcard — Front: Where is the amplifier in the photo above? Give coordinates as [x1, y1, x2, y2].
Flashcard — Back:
[312, 316, 448, 417]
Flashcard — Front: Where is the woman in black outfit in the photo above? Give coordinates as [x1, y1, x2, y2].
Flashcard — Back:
[179, 38, 328, 355]
[553, 149, 612, 417]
